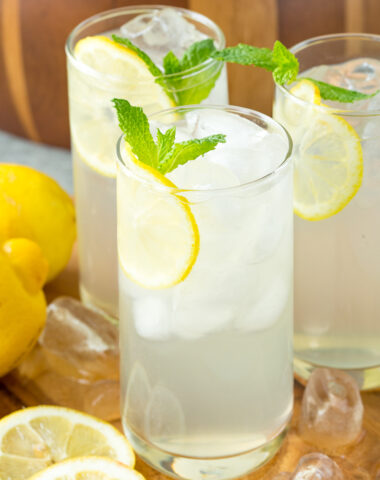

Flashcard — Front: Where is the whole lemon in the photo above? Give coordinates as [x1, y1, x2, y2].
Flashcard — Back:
[0, 238, 47, 377]
[0, 164, 76, 282]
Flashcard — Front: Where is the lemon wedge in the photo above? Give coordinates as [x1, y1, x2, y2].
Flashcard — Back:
[71, 36, 174, 178]
[0, 406, 135, 480]
[275, 79, 363, 220]
[28, 457, 145, 480]
[118, 148, 199, 289]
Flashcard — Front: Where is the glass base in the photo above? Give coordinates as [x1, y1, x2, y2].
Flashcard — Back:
[123, 425, 288, 480]
[294, 355, 380, 391]
[80, 284, 118, 324]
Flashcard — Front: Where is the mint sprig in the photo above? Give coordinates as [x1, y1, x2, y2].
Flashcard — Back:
[212, 41, 298, 86]
[113, 98, 226, 175]
[302, 77, 379, 103]
[112, 35, 221, 106]
[212, 41, 378, 103]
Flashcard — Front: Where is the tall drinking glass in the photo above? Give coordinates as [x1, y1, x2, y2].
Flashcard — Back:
[273, 33, 380, 389]
[65, 6, 228, 318]
[117, 105, 293, 479]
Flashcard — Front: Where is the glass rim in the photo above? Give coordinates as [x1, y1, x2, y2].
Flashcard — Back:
[116, 104, 292, 196]
[277, 32, 380, 116]
[65, 4, 225, 84]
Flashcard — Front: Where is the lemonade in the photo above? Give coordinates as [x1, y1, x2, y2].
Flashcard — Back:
[117, 105, 293, 479]
[273, 34, 380, 389]
[66, 6, 228, 317]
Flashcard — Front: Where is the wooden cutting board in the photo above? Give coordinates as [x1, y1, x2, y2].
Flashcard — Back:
[1, 245, 380, 479]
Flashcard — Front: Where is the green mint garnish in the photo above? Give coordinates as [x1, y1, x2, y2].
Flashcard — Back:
[212, 41, 378, 103]
[162, 39, 221, 105]
[113, 98, 226, 175]
[272, 41, 299, 85]
[211, 44, 276, 70]
[112, 35, 221, 106]
[212, 41, 298, 85]
[302, 77, 379, 103]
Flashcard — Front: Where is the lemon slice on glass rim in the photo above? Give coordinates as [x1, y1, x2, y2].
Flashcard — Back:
[72, 36, 174, 178]
[277, 79, 363, 221]
[118, 145, 199, 289]
[0, 406, 135, 479]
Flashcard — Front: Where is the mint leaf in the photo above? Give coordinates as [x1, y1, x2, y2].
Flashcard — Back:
[112, 98, 157, 167]
[113, 98, 226, 175]
[112, 34, 162, 77]
[159, 134, 226, 174]
[301, 77, 379, 103]
[162, 51, 181, 75]
[212, 40, 298, 85]
[180, 39, 217, 70]
[157, 127, 176, 165]
[212, 44, 276, 70]
[272, 41, 299, 85]
[162, 39, 222, 105]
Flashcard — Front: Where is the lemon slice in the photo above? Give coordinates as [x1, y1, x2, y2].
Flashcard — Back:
[118, 149, 199, 289]
[71, 36, 174, 178]
[276, 79, 363, 221]
[290, 78, 321, 104]
[0, 406, 135, 480]
[28, 457, 145, 480]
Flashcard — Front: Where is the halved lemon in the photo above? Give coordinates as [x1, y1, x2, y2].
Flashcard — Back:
[29, 457, 145, 480]
[275, 79, 363, 220]
[118, 148, 199, 289]
[0, 406, 135, 480]
[71, 36, 174, 178]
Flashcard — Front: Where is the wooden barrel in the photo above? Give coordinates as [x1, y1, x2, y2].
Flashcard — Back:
[0, 0, 379, 148]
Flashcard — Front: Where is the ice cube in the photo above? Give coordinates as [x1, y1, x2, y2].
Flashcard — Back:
[299, 368, 364, 449]
[144, 385, 186, 439]
[167, 156, 240, 190]
[291, 453, 344, 479]
[181, 110, 289, 186]
[133, 295, 171, 340]
[124, 362, 151, 432]
[40, 297, 118, 381]
[16, 297, 120, 420]
[120, 8, 207, 65]
[171, 301, 234, 340]
[186, 110, 266, 151]
[235, 274, 290, 332]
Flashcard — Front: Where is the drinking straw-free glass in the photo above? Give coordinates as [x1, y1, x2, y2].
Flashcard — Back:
[274, 34, 380, 389]
[117, 105, 293, 479]
[66, 6, 228, 318]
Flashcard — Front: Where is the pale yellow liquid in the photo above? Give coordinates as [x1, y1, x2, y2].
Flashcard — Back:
[274, 59, 380, 387]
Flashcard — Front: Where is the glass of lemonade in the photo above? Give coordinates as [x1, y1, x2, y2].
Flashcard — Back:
[273, 33, 380, 389]
[117, 105, 293, 479]
[65, 6, 228, 318]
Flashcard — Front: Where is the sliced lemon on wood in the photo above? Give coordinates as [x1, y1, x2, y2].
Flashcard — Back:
[71, 36, 174, 178]
[28, 457, 145, 480]
[118, 147, 199, 289]
[276, 79, 363, 221]
[0, 406, 135, 480]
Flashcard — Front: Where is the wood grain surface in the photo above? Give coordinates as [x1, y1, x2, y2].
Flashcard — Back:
[1, 246, 380, 479]
[1, 0, 380, 147]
